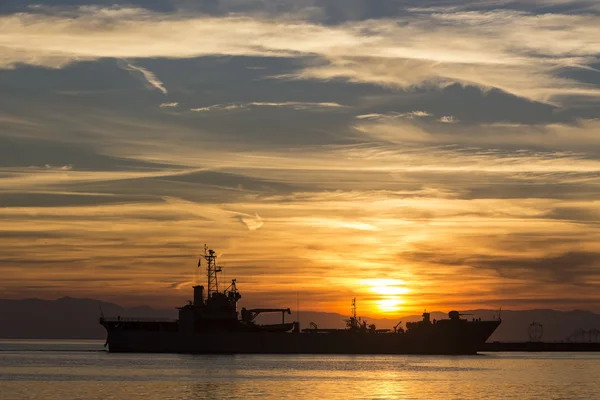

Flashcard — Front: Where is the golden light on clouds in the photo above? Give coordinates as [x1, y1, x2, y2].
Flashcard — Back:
[2, 7, 600, 103]
[376, 298, 405, 314]
[363, 279, 410, 314]
[1, 1, 600, 316]
[364, 279, 410, 297]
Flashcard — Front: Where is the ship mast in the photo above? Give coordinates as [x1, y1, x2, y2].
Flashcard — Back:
[203, 245, 222, 297]
[350, 298, 359, 330]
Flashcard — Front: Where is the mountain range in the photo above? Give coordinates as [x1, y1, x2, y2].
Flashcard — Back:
[1, 297, 599, 342]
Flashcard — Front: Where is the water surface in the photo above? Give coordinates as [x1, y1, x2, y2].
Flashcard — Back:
[1, 339, 598, 399]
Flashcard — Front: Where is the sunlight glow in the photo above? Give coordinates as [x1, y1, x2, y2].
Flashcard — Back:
[377, 298, 405, 313]
[3, 4, 600, 313]
[363, 279, 410, 296]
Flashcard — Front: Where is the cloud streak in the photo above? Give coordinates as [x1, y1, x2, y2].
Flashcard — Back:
[122, 62, 168, 94]
[353, 118, 600, 152]
[241, 213, 264, 231]
[1, 7, 600, 104]
[2, 2, 600, 313]
[356, 111, 432, 121]
[190, 101, 345, 113]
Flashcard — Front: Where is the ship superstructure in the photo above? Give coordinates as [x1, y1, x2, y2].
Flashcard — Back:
[100, 246, 501, 354]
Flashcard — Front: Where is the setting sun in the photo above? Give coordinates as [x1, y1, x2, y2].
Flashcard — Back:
[1, 1, 599, 396]
[361, 279, 409, 314]
[376, 298, 405, 314]
[1, 0, 600, 327]
[364, 279, 411, 296]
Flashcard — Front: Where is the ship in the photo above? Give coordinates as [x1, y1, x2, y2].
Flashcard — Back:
[100, 246, 501, 355]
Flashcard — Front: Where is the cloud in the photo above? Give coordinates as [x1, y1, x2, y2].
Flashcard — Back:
[411, 111, 431, 117]
[405, 250, 600, 285]
[248, 102, 344, 110]
[191, 104, 246, 112]
[1, 7, 600, 104]
[168, 280, 194, 290]
[121, 62, 168, 94]
[439, 116, 458, 123]
[190, 101, 345, 112]
[240, 213, 264, 230]
[355, 113, 386, 120]
[356, 111, 432, 121]
[3, 2, 600, 313]
[353, 117, 600, 153]
[2, 154, 600, 310]
[44, 164, 73, 170]
[0, 165, 193, 191]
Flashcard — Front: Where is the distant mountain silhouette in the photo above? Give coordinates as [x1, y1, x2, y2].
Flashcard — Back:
[1, 297, 599, 342]
[0, 297, 176, 339]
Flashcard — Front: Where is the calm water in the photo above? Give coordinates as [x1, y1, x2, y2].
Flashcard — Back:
[1, 340, 599, 399]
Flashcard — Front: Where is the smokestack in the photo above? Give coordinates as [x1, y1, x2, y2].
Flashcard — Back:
[193, 285, 204, 306]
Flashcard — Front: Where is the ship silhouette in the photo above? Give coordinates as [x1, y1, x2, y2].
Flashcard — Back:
[100, 247, 501, 354]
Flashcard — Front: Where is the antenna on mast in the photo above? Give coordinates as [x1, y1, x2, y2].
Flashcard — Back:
[202, 244, 223, 297]
[351, 298, 359, 330]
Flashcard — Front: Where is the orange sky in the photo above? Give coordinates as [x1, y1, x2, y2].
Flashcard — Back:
[1, 1, 600, 316]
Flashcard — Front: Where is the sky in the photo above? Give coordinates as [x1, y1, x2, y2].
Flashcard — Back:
[1, 0, 600, 316]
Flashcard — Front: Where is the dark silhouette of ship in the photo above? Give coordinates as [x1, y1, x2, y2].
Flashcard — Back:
[100, 247, 501, 354]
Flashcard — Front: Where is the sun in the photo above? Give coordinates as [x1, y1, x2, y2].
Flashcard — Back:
[376, 298, 405, 313]
[361, 279, 410, 314]
[363, 279, 410, 294]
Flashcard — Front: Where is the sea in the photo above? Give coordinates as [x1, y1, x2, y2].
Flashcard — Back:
[0, 340, 598, 400]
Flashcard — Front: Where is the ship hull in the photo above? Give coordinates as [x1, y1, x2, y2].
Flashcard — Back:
[103, 320, 500, 355]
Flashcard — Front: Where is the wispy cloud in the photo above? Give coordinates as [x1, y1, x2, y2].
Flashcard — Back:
[121, 62, 168, 95]
[3, 3, 600, 313]
[3, 170, 598, 310]
[2, 7, 600, 104]
[2, 135, 600, 310]
[439, 116, 458, 123]
[191, 104, 245, 112]
[241, 213, 264, 231]
[356, 111, 432, 121]
[44, 164, 73, 170]
[248, 102, 344, 110]
[190, 101, 345, 112]
[353, 118, 600, 152]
